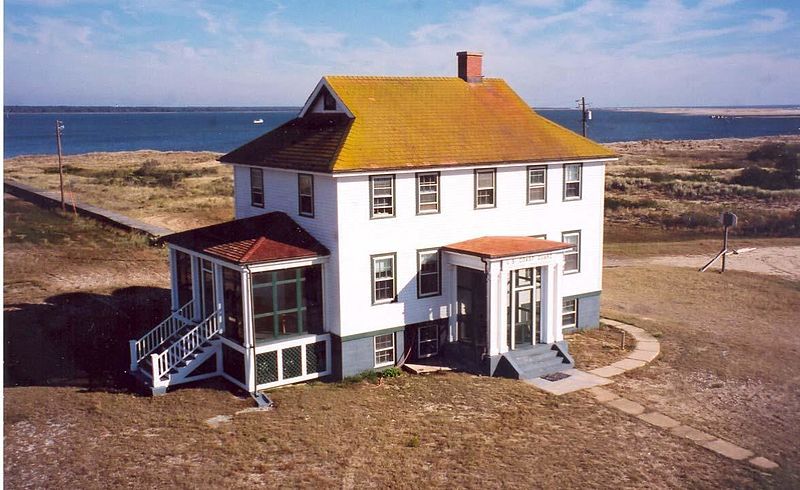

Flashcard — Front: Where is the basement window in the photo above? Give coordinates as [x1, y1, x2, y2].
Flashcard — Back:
[562, 298, 577, 328]
[417, 324, 439, 358]
[374, 333, 395, 367]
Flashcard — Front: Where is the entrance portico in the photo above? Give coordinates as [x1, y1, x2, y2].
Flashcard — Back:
[442, 236, 573, 375]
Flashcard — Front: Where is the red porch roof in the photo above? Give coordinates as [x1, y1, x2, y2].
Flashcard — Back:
[163, 212, 329, 265]
[442, 236, 573, 259]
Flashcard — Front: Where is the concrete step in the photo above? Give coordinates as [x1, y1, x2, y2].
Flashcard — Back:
[517, 357, 571, 380]
[508, 349, 559, 365]
[500, 343, 574, 380]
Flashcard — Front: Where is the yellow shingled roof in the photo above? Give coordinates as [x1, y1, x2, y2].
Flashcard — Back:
[324, 76, 615, 172]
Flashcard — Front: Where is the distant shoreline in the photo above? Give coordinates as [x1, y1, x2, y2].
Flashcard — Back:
[4, 106, 302, 114]
[610, 107, 800, 118]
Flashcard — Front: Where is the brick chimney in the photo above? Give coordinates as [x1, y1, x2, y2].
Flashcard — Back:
[457, 51, 483, 83]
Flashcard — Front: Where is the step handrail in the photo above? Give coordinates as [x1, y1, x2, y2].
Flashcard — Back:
[130, 300, 195, 366]
[150, 309, 222, 384]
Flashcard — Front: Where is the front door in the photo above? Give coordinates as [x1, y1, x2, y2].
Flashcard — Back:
[200, 259, 216, 320]
[456, 267, 487, 352]
[508, 267, 540, 350]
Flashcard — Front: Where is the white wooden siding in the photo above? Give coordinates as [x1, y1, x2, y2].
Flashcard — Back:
[334, 162, 605, 338]
[232, 164, 342, 336]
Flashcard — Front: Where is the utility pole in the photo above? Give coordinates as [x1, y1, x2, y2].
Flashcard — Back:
[578, 96, 588, 137]
[56, 120, 66, 212]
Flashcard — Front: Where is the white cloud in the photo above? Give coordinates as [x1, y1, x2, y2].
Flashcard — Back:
[196, 9, 220, 35]
[749, 8, 789, 33]
[4, 0, 798, 107]
[263, 15, 347, 50]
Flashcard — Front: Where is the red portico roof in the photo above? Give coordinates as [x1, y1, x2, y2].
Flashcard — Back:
[163, 212, 329, 265]
[442, 236, 573, 259]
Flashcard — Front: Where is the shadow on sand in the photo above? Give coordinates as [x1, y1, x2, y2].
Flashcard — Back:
[4, 286, 171, 392]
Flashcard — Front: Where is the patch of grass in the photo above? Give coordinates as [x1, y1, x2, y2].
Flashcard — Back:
[566, 324, 634, 370]
[605, 196, 659, 211]
[405, 434, 421, 448]
[88, 159, 218, 188]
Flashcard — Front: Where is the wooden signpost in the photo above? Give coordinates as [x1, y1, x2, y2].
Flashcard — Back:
[699, 211, 738, 273]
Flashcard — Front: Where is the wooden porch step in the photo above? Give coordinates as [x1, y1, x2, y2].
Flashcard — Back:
[403, 363, 452, 375]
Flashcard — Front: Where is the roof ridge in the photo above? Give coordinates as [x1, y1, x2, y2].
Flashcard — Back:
[325, 75, 505, 81]
[238, 236, 266, 263]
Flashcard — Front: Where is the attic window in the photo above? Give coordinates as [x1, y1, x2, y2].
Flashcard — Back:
[323, 90, 336, 111]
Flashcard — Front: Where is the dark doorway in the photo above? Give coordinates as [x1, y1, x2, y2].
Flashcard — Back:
[456, 267, 487, 360]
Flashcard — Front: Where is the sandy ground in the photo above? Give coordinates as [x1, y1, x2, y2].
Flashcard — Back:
[606, 246, 800, 282]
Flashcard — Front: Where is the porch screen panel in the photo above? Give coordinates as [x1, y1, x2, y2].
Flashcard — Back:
[222, 344, 245, 383]
[306, 341, 327, 374]
[282, 346, 303, 379]
[222, 267, 244, 344]
[252, 265, 323, 343]
[256, 351, 278, 384]
[175, 251, 192, 307]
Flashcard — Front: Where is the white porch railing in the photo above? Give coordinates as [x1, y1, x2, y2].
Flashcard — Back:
[129, 300, 196, 370]
[150, 309, 222, 385]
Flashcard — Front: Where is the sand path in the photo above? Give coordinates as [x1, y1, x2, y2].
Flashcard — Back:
[605, 246, 800, 282]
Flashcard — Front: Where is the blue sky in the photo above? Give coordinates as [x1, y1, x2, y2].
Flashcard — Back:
[4, 0, 799, 107]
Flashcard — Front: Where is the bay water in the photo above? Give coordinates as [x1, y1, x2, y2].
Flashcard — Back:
[4, 108, 800, 158]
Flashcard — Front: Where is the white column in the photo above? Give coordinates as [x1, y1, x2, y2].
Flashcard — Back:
[541, 259, 565, 344]
[214, 264, 225, 329]
[241, 269, 253, 348]
[241, 269, 256, 392]
[496, 267, 509, 354]
[190, 256, 201, 322]
[486, 261, 502, 356]
[540, 263, 555, 344]
[552, 259, 564, 342]
[448, 265, 458, 342]
[168, 248, 179, 311]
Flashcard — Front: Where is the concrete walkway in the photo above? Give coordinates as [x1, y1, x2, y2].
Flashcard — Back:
[4, 181, 175, 240]
[526, 317, 780, 472]
[525, 318, 659, 395]
[587, 385, 779, 472]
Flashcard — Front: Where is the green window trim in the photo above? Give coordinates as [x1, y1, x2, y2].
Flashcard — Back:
[252, 269, 307, 338]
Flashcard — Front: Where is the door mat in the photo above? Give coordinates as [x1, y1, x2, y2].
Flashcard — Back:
[541, 372, 570, 382]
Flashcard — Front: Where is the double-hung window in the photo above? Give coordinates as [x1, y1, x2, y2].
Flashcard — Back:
[475, 169, 496, 208]
[250, 168, 264, 208]
[298, 173, 314, 217]
[417, 172, 440, 214]
[418, 324, 439, 358]
[562, 298, 577, 328]
[370, 175, 395, 218]
[374, 333, 395, 367]
[417, 249, 441, 297]
[371, 254, 396, 304]
[527, 166, 547, 204]
[563, 163, 582, 200]
[562, 231, 581, 273]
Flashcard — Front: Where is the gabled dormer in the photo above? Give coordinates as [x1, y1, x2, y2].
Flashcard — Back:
[299, 79, 353, 117]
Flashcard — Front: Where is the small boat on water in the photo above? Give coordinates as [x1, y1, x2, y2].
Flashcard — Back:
[253, 118, 264, 124]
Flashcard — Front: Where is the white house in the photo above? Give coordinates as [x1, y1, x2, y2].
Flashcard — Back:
[129, 52, 617, 396]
